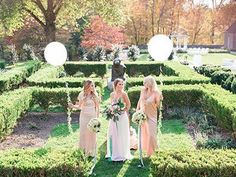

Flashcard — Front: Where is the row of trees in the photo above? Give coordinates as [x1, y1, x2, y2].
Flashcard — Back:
[0, 0, 236, 54]
[126, 0, 236, 45]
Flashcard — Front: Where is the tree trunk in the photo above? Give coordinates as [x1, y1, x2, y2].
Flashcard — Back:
[44, 22, 56, 43]
[151, 0, 156, 36]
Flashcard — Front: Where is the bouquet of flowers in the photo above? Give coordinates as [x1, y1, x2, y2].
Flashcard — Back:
[87, 118, 101, 133]
[104, 98, 125, 122]
[132, 110, 147, 125]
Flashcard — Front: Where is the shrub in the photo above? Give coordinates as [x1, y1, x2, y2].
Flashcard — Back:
[0, 60, 41, 93]
[196, 65, 236, 93]
[151, 150, 236, 177]
[128, 85, 203, 109]
[211, 70, 231, 85]
[127, 45, 140, 61]
[0, 88, 33, 139]
[0, 149, 90, 177]
[231, 78, 236, 94]
[27, 64, 104, 90]
[0, 60, 5, 69]
[128, 84, 236, 131]
[0, 86, 102, 139]
[125, 61, 210, 87]
[200, 84, 236, 130]
[32, 87, 82, 113]
[222, 74, 236, 91]
[64, 62, 106, 77]
[125, 62, 164, 77]
[27, 65, 63, 82]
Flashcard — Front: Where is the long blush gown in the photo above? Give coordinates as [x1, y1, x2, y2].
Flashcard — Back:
[79, 92, 97, 156]
[140, 95, 159, 156]
[106, 98, 132, 161]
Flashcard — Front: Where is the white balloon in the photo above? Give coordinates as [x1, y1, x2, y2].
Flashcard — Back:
[148, 35, 173, 61]
[44, 42, 67, 66]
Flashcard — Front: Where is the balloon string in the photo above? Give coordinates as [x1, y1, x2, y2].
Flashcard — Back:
[65, 75, 72, 133]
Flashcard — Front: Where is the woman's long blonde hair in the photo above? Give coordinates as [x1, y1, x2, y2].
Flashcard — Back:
[83, 80, 99, 99]
[143, 75, 159, 92]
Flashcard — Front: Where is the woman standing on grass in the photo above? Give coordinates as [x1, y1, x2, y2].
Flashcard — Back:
[69, 80, 100, 156]
[136, 75, 163, 156]
[106, 78, 133, 161]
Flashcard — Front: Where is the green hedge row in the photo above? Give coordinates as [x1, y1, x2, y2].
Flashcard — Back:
[124, 61, 178, 77]
[196, 65, 236, 93]
[0, 88, 33, 139]
[64, 62, 107, 77]
[0, 87, 103, 139]
[0, 149, 90, 177]
[27, 64, 64, 82]
[27, 65, 103, 90]
[151, 150, 236, 177]
[125, 62, 164, 76]
[126, 62, 210, 87]
[0, 61, 41, 93]
[0, 60, 5, 69]
[32, 87, 82, 113]
[201, 84, 236, 130]
[128, 85, 203, 109]
[128, 84, 236, 131]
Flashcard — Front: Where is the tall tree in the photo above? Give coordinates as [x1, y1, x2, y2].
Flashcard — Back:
[81, 16, 127, 49]
[0, 0, 129, 43]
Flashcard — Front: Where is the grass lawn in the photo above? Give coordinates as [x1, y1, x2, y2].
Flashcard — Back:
[138, 53, 236, 65]
[42, 88, 194, 177]
[183, 53, 236, 65]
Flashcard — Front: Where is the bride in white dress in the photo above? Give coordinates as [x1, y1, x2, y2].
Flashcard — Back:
[106, 78, 133, 161]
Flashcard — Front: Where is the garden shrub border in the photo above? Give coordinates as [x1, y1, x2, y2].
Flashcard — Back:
[64, 62, 107, 77]
[0, 149, 90, 177]
[26, 64, 104, 90]
[0, 87, 82, 140]
[151, 150, 236, 177]
[0, 60, 5, 69]
[0, 84, 236, 176]
[0, 61, 41, 93]
[196, 64, 236, 93]
[125, 61, 210, 87]
[128, 84, 236, 131]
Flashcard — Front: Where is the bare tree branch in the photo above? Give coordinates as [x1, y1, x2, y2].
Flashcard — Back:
[32, 0, 46, 15]
[54, 0, 64, 15]
[23, 7, 45, 27]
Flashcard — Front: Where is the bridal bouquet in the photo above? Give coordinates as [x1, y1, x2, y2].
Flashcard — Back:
[104, 98, 125, 122]
[132, 110, 147, 125]
[87, 118, 101, 133]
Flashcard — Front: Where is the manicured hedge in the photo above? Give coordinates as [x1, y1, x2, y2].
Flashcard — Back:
[32, 87, 82, 113]
[28, 77, 103, 90]
[0, 149, 90, 177]
[0, 60, 5, 69]
[0, 61, 41, 93]
[128, 84, 236, 131]
[126, 62, 210, 87]
[151, 150, 236, 177]
[0, 88, 33, 139]
[27, 65, 103, 90]
[128, 85, 203, 109]
[201, 84, 236, 130]
[64, 62, 107, 77]
[0, 87, 102, 139]
[27, 64, 64, 82]
[125, 62, 164, 76]
[196, 65, 236, 93]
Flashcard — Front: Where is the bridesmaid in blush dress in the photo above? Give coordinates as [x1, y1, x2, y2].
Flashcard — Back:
[136, 75, 163, 156]
[106, 78, 133, 161]
[69, 80, 100, 156]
